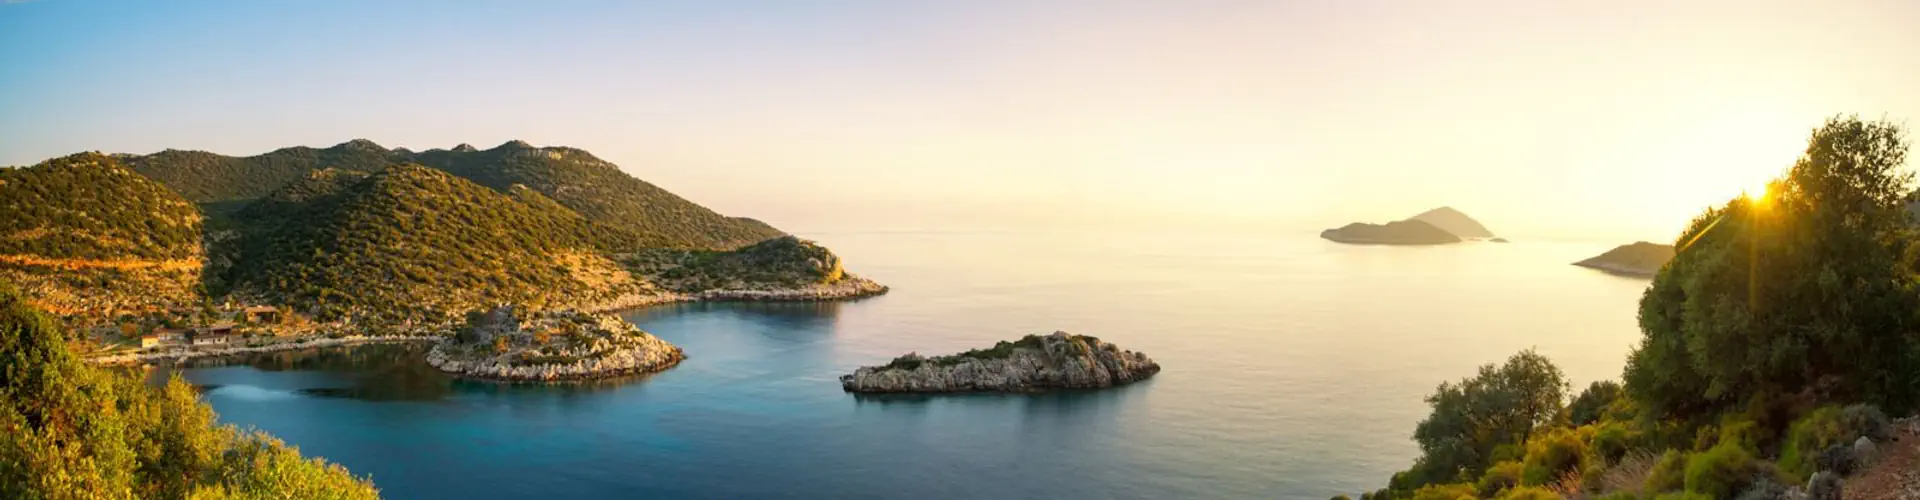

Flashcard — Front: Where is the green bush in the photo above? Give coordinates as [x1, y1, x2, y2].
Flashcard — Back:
[1495, 485, 1560, 500]
[1780, 406, 1848, 481]
[1409, 483, 1476, 500]
[1477, 460, 1523, 496]
[1569, 381, 1625, 426]
[1521, 428, 1588, 485]
[1592, 423, 1635, 464]
[1644, 450, 1689, 494]
[1716, 417, 1763, 454]
[1653, 492, 1714, 500]
[1592, 493, 1638, 500]
[1840, 404, 1892, 441]
[1684, 443, 1759, 498]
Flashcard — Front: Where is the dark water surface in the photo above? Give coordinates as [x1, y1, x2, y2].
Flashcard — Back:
[168, 230, 1651, 499]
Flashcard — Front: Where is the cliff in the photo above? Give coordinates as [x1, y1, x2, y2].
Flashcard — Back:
[840, 332, 1160, 393]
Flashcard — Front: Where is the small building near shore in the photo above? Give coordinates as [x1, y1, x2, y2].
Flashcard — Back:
[190, 323, 237, 346]
[244, 306, 280, 324]
[145, 328, 189, 349]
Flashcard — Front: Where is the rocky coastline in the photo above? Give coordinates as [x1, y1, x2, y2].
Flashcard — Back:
[425, 307, 685, 382]
[87, 334, 439, 365]
[1573, 241, 1675, 277]
[840, 332, 1160, 393]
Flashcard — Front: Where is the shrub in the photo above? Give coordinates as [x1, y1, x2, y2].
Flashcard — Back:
[1684, 443, 1759, 498]
[1495, 485, 1560, 500]
[1410, 483, 1477, 500]
[1593, 493, 1638, 500]
[1654, 492, 1714, 500]
[1814, 444, 1856, 475]
[1780, 407, 1848, 481]
[1644, 450, 1688, 493]
[1569, 381, 1625, 426]
[1733, 475, 1788, 500]
[1521, 428, 1588, 485]
[1717, 417, 1763, 454]
[1839, 404, 1892, 441]
[1591, 423, 1635, 465]
[1478, 461, 1523, 496]
[1331, 496, 1353, 500]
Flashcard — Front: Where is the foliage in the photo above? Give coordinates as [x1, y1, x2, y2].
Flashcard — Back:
[1476, 461, 1522, 497]
[1407, 482, 1476, 500]
[0, 282, 376, 498]
[0, 152, 202, 261]
[1402, 349, 1568, 488]
[225, 164, 648, 324]
[1493, 486, 1560, 500]
[1590, 423, 1634, 465]
[640, 236, 849, 292]
[1683, 442, 1761, 498]
[1643, 450, 1688, 494]
[1520, 428, 1588, 485]
[122, 139, 783, 250]
[1568, 381, 1624, 426]
[1778, 404, 1888, 481]
[1627, 116, 1919, 418]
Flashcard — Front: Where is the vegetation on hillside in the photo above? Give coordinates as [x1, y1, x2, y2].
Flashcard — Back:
[1349, 116, 1917, 499]
[0, 153, 202, 261]
[628, 236, 851, 292]
[0, 282, 378, 498]
[226, 164, 651, 325]
[0, 153, 206, 323]
[123, 139, 783, 250]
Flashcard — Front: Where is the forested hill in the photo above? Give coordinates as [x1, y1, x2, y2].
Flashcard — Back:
[0, 152, 202, 261]
[120, 139, 784, 250]
[227, 164, 654, 324]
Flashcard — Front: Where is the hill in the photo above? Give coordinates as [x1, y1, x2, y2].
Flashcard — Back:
[227, 164, 659, 324]
[123, 139, 784, 250]
[1320, 219, 1463, 245]
[0, 153, 204, 318]
[1408, 206, 1495, 238]
[1572, 241, 1675, 277]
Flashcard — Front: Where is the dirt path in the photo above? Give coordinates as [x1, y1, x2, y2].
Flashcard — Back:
[1846, 418, 1920, 499]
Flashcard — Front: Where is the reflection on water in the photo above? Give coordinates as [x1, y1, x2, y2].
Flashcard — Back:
[170, 231, 1652, 499]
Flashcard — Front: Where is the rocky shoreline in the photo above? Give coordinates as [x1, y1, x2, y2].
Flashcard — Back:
[86, 334, 439, 365]
[425, 308, 686, 382]
[697, 276, 889, 301]
[840, 332, 1160, 393]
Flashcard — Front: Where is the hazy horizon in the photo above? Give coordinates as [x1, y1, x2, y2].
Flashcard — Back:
[5, 1, 1918, 242]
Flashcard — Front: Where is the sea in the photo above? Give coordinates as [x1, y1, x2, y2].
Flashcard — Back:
[157, 229, 1653, 499]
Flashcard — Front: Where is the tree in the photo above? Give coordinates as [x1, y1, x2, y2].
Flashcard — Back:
[0, 282, 378, 498]
[1626, 116, 1919, 418]
[1567, 381, 1624, 426]
[1404, 349, 1569, 488]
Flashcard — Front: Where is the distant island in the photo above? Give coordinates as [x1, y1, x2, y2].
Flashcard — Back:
[425, 306, 684, 381]
[1572, 241, 1675, 277]
[840, 332, 1160, 393]
[1321, 206, 1494, 245]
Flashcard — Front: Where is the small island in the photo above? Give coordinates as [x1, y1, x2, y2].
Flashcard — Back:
[840, 332, 1160, 393]
[1573, 241, 1675, 277]
[1320, 220, 1463, 245]
[1321, 206, 1494, 245]
[426, 306, 685, 381]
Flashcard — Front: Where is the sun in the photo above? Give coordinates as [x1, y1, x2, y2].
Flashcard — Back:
[1746, 180, 1771, 202]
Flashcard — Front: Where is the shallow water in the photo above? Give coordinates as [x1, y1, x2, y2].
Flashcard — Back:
[166, 230, 1652, 499]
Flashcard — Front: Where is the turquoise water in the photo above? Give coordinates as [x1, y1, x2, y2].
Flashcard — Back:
[167, 230, 1653, 499]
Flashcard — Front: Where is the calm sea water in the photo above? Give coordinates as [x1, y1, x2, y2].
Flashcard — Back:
[163, 230, 1652, 499]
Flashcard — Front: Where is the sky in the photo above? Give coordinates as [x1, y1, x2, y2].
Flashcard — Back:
[3, 1, 1918, 241]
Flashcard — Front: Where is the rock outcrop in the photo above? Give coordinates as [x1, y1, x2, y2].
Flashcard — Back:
[1320, 219, 1463, 245]
[426, 307, 684, 381]
[840, 332, 1159, 393]
[1573, 241, 1675, 277]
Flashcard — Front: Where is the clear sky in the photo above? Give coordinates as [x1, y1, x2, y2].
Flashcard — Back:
[3, 1, 1917, 241]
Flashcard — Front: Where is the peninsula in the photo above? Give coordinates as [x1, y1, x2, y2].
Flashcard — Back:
[1572, 241, 1675, 277]
[425, 306, 684, 381]
[840, 332, 1160, 393]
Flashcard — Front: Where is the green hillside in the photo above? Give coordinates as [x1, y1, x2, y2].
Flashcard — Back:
[123, 139, 784, 250]
[0, 153, 206, 319]
[229, 164, 652, 324]
[0, 153, 202, 261]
